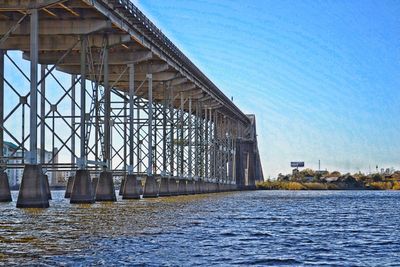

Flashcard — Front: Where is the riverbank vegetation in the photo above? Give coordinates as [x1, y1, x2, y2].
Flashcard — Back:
[257, 169, 400, 190]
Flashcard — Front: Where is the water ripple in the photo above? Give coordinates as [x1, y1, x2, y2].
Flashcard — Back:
[0, 190, 399, 266]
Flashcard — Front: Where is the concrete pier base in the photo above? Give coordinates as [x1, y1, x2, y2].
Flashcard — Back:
[218, 183, 223, 192]
[178, 180, 188, 195]
[122, 174, 141, 199]
[92, 177, 99, 194]
[211, 182, 216, 193]
[205, 182, 211, 193]
[16, 164, 49, 208]
[143, 175, 159, 198]
[210, 183, 217, 193]
[196, 180, 204, 194]
[44, 174, 52, 200]
[194, 180, 201, 194]
[64, 176, 74, 198]
[203, 182, 209, 193]
[70, 170, 94, 204]
[169, 178, 179, 196]
[119, 177, 126, 196]
[187, 180, 195, 194]
[0, 172, 12, 202]
[158, 178, 171, 197]
[95, 171, 116, 201]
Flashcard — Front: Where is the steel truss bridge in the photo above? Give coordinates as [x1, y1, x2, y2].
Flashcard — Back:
[0, 0, 264, 208]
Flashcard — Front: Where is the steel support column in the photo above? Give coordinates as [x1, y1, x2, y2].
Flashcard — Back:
[128, 63, 134, 173]
[29, 9, 38, 164]
[79, 37, 86, 169]
[162, 85, 167, 176]
[70, 75, 76, 167]
[179, 93, 184, 178]
[147, 74, 153, 176]
[40, 64, 46, 165]
[0, 50, 4, 166]
[169, 87, 175, 176]
[103, 41, 110, 169]
[204, 107, 209, 180]
[188, 97, 192, 179]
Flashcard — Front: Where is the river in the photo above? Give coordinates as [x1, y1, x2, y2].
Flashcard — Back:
[0, 190, 399, 266]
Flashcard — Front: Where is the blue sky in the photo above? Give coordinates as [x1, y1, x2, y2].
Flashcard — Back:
[137, 0, 400, 177]
[3, 1, 399, 178]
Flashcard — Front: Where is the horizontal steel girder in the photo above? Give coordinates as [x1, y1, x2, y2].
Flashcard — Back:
[0, 19, 111, 35]
[1, 34, 133, 51]
[0, 0, 64, 10]
[23, 50, 153, 65]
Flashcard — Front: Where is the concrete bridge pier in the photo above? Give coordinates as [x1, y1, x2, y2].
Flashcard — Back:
[193, 180, 199, 194]
[119, 177, 126, 196]
[95, 171, 116, 201]
[16, 165, 49, 208]
[143, 175, 159, 198]
[211, 183, 217, 193]
[204, 182, 209, 193]
[203, 182, 209, 193]
[211, 183, 218, 193]
[220, 183, 227, 192]
[187, 180, 195, 194]
[92, 177, 99, 195]
[122, 174, 141, 199]
[70, 170, 95, 204]
[199, 180, 206, 194]
[159, 177, 171, 197]
[0, 172, 12, 202]
[194, 180, 200, 194]
[178, 180, 188, 195]
[169, 178, 179, 196]
[206, 182, 211, 193]
[44, 174, 52, 200]
[64, 176, 74, 198]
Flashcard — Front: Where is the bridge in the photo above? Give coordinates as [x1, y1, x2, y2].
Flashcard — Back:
[0, 0, 263, 208]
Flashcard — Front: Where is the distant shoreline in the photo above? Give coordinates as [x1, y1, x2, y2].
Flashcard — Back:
[256, 181, 400, 191]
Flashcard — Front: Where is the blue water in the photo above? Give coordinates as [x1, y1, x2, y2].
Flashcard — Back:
[0, 190, 399, 266]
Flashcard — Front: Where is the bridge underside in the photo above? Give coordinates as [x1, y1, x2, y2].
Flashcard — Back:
[0, 0, 263, 207]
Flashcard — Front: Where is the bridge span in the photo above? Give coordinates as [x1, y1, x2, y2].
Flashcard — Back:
[0, 0, 263, 207]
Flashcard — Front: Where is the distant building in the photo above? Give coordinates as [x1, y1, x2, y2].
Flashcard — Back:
[316, 170, 329, 176]
[304, 176, 314, 182]
[2, 141, 59, 187]
[322, 176, 340, 183]
[3, 141, 19, 187]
